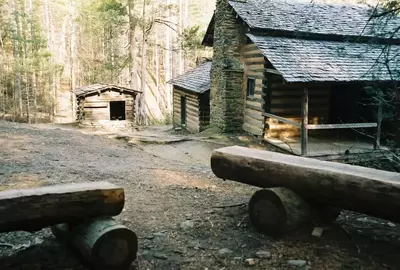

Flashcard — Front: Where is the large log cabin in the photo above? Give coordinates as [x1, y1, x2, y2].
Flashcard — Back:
[170, 0, 400, 160]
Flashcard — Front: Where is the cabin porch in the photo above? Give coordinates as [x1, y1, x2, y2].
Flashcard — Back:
[262, 82, 388, 162]
[264, 135, 390, 162]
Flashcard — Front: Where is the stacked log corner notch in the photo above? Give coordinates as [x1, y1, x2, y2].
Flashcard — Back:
[242, 42, 266, 136]
[0, 181, 125, 233]
[211, 146, 400, 227]
[210, 0, 245, 132]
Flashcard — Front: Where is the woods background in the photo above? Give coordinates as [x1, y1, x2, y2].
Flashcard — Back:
[0, 0, 214, 124]
[0, 0, 398, 125]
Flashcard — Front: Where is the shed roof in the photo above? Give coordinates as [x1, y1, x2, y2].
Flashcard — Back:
[247, 33, 400, 83]
[229, 0, 400, 40]
[73, 84, 141, 97]
[167, 61, 212, 94]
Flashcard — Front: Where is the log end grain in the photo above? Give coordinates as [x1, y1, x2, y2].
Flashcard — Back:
[92, 226, 138, 269]
[248, 188, 311, 236]
[52, 217, 138, 270]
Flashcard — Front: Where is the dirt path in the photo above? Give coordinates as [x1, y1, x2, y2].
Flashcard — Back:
[0, 121, 399, 270]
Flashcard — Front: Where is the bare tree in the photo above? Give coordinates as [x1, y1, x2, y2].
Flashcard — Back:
[138, 0, 148, 125]
[10, 0, 22, 119]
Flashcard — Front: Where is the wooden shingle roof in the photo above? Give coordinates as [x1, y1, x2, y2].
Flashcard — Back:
[229, 0, 400, 40]
[167, 61, 212, 94]
[247, 34, 400, 82]
[73, 84, 141, 97]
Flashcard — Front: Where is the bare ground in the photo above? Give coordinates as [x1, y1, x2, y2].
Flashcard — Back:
[0, 121, 400, 270]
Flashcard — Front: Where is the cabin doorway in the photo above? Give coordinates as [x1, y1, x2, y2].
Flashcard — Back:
[180, 96, 186, 126]
[110, 101, 126, 120]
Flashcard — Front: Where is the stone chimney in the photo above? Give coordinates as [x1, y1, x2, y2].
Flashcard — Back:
[210, 0, 245, 132]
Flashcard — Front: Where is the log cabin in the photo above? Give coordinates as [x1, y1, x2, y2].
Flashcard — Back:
[73, 84, 141, 129]
[168, 60, 212, 133]
[171, 0, 400, 160]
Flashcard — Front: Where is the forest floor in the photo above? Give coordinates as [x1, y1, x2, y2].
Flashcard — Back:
[1, 120, 400, 270]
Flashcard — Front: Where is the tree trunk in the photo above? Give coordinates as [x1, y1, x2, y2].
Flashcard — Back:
[32, 71, 37, 123]
[69, 0, 77, 122]
[50, 73, 55, 122]
[0, 182, 125, 233]
[211, 146, 400, 223]
[154, 25, 160, 105]
[128, 0, 137, 89]
[22, 0, 31, 123]
[44, 0, 52, 52]
[51, 217, 138, 270]
[128, 0, 139, 123]
[138, 0, 147, 125]
[0, 30, 6, 119]
[46, 0, 58, 121]
[70, 18, 75, 90]
[183, 0, 188, 71]
[29, 0, 37, 123]
[10, 0, 22, 119]
[179, 0, 184, 74]
[164, 0, 172, 114]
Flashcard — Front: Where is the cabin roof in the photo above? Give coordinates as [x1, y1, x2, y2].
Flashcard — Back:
[247, 33, 400, 83]
[229, 0, 400, 40]
[167, 61, 212, 94]
[202, 0, 400, 46]
[73, 84, 141, 97]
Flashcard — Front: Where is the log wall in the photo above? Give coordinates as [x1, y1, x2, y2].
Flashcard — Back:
[242, 43, 265, 136]
[173, 88, 202, 133]
[77, 90, 137, 128]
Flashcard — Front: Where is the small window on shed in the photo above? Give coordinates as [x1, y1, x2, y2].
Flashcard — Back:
[247, 78, 255, 97]
[110, 101, 126, 121]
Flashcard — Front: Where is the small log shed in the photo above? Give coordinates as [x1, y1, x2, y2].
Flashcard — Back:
[73, 84, 141, 128]
[168, 60, 211, 133]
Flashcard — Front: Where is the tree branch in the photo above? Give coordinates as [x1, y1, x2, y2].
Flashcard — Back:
[371, 6, 400, 18]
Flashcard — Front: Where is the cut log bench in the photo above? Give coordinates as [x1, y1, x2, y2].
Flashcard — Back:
[0, 181, 138, 270]
[211, 145, 400, 236]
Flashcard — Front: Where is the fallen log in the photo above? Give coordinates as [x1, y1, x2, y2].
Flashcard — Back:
[51, 216, 138, 270]
[248, 187, 311, 236]
[211, 146, 400, 223]
[0, 182, 124, 233]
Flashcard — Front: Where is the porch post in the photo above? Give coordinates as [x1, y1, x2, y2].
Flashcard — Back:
[301, 88, 309, 156]
[374, 101, 383, 150]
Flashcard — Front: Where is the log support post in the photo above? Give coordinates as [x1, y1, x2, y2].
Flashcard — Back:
[301, 88, 308, 156]
[248, 187, 311, 236]
[211, 146, 400, 223]
[52, 216, 138, 270]
[248, 188, 342, 237]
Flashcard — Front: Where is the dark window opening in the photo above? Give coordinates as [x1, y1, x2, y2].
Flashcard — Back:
[247, 78, 255, 97]
[181, 96, 186, 125]
[110, 101, 126, 120]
